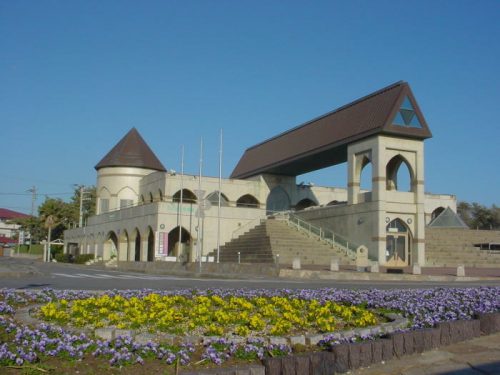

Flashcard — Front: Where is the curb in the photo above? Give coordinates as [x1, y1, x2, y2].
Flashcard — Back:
[279, 269, 500, 282]
[177, 312, 500, 375]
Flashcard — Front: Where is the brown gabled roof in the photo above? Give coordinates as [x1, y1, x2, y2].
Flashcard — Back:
[231, 81, 432, 179]
[95, 128, 166, 171]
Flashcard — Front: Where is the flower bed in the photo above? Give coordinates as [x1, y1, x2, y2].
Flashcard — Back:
[37, 294, 379, 337]
[0, 286, 498, 372]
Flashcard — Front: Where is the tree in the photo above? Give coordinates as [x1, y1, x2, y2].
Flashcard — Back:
[8, 185, 97, 243]
[71, 185, 96, 226]
[457, 201, 500, 230]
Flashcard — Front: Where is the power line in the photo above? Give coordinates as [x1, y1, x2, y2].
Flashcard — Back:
[0, 192, 73, 196]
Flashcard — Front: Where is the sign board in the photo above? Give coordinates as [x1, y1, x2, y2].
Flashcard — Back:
[156, 231, 168, 256]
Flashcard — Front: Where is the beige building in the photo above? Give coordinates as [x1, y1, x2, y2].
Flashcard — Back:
[64, 81, 458, 266]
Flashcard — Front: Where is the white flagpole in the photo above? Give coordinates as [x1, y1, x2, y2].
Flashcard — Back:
[178, 145, 184, 259]
[217, 129, 223, 263]
[197, 137, 203, 270]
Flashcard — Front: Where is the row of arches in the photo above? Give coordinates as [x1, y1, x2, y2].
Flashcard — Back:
[100, 225, 194, 262]
[358, 154, 413, 192]
[265, 187, 341, 213]
[138, 190, 261, 208]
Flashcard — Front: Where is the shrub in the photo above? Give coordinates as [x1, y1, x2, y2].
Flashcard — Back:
[74, 254, 95, 264]
[54, 253, 74, 263]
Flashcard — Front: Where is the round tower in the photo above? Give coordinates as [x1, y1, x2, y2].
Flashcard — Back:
[94, 128, 166, 214]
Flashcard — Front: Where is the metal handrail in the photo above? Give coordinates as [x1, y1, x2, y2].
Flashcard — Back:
[276, 212, 361, 260]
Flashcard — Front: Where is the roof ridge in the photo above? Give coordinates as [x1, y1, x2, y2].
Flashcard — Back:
[246, 81, 406, 151]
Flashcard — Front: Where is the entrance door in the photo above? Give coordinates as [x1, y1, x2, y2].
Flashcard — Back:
[385, 219, 411, 266]
[386, 234, 407, 266]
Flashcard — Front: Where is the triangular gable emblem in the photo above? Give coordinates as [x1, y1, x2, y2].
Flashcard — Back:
[392, 95, 422, 128]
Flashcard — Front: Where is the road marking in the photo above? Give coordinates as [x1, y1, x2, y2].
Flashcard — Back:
[52, 273, 81, 278]
[50, 272, 303, 283]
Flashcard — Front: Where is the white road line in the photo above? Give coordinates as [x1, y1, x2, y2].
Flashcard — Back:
[52, 272, 82, 278]
[51, 272, 303, 283]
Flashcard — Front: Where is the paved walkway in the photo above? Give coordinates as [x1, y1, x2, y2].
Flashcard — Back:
[351, 332, 500, 375]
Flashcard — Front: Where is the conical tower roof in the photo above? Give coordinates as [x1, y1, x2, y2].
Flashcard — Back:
[95, 128, 166, 171]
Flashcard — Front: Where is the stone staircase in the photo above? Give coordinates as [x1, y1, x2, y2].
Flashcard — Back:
[217, 218, 355, 266]
[425, 228, 500, 267]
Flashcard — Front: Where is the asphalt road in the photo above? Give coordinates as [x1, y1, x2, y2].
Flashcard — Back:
[1, 257, 500, 291]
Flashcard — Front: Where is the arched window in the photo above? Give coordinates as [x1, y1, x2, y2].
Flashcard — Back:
[266, 186, 291, 214]
[149, 193, 154, 203]
[236, 194, 260, 208]
[206, 191, 229, 206]
[386, 155, 414, 192]
[172, 189, 197, 204]
[158, 189, 163, 202]
[295, 198, 317, 211]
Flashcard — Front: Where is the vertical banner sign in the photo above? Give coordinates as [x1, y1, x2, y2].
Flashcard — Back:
[156, 232, 168, 256]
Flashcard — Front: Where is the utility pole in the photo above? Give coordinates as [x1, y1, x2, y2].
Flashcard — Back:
[27, 186, 37, 252]
[76, 185, 91, 228]
[29, 186, 37, 217]
[79, 186, 84, 227]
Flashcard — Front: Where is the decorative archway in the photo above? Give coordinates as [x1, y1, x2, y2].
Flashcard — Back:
[266, 186, 290, 214]
[168, 226, 191, 259]
[133, 228, 141, 261]
[359, 157, 372, 192]
[386, 155, 414, 192]
[385, 218, 412, 267]
[147, 227, 155, 262]
[103, 231, 118, 261]
[236, 194, 259, 208]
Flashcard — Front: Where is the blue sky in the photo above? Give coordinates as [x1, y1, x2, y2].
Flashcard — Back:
[1, 0, 499, 214]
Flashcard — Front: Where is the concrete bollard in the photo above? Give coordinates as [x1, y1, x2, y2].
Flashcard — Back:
[356, 245, 369, 272]
[330, 258, 340, 272]
[456, 265, 465, 277]
[292, 257, 301, 270]
[370, 263, 379, 273]
[412, 263, 421, 275]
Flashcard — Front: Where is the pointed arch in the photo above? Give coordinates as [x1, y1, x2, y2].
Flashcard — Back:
[385, 218, 413, 266]
[295, 198, 318, 211]
[133, 228, 141, 261]
[359, 156, 372, 192]
[236, 194, 260, 208]
[386, 154, 414, 192]
[158, 189, 163, 202]
[168, 226, 191, 258]
[98, 186, 111, 214]
[206, 191, 229, 206]
[149, 192, 154, 203]
[147, 226, 155, 262]
[104, 231, 118, 261]
[266, 186, 290, 214]
[173, 189, 197, 204]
